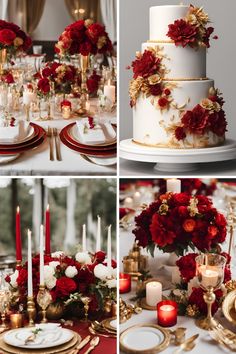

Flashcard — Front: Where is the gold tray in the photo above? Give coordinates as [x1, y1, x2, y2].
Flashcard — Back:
[0, 330, 80, 354]
[120, 323, 170, 354]
[222, 289, 236, 326]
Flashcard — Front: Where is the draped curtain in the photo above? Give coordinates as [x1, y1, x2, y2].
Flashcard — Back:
[7, 0, 45, 35]
[100, 0, 116, 44]
[0, 0, 9, 20]
[65, 0, 101, 22]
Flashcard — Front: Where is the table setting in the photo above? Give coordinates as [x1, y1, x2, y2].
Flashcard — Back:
[0, 18, 117, 175]
[119, 178, 236, 353]
[0, 204, 117, 354]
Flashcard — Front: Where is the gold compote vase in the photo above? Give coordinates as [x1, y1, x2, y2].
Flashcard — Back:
[78, 54, 90, 116]
[0, 48, 7, 76]
[195, 253, 226, 330]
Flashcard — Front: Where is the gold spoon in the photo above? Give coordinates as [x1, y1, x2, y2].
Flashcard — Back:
[173, 334, 199, 354]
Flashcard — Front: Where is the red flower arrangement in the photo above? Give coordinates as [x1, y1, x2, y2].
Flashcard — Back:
[167, 5, 216, 49]
[175, 88, 227, 140]
[1, 71, 14, 84]
[86, 70, 101, 94]
[0, 20, 31, 54]
[129, 47, 174, 109]
[37, 77, 51, 96]
[189, 287, 223, 316]
[7, 251, 117, 314]
[133, 192, 227, 255]
[157, 178, 217, 197]
[55, 19, 112, 57]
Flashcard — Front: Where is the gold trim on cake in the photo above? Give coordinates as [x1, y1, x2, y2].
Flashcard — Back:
[132, 139, 224, 149]
[147, 39, 174, 44]
[163, 77, 208, 81]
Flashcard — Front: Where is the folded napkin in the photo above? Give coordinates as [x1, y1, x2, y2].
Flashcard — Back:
[102, 122, 116, 140]
[76, 118, 106, 145]
[0, 120, 30, 144]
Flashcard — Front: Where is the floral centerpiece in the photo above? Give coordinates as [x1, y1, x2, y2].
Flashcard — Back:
[157, 178, 217, 196]
[133, 192, 227, 256]
[55, 19, 112, 57]
[6, 250, 117, 318]
[0, 20, 32, 55]
[167, 5, 218, 48]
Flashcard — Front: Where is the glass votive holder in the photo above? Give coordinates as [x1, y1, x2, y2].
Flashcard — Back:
[119, 273, 131, 294]
[157, 300, 178, 327]
[10, 313, 23, 329]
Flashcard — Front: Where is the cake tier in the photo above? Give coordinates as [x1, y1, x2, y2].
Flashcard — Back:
[150, 5, 189, 41]
[142, 42, 206, 79]
[133, 80, 225, 149]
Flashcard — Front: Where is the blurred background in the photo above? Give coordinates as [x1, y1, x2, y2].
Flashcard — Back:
[0, 177, 116, 267]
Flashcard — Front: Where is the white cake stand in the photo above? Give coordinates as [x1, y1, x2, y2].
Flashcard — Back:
[120, 139, 236, 172]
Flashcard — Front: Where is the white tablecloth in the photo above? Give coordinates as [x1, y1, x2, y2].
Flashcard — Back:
[119, 207, 236, 353]
[0, 104, 116, 176]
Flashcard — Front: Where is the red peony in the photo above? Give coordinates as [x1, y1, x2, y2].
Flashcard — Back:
[181, 104, 209, 134]
[149, 83, 162, 96]
[175, 126, 186, 141]
[2, 72, 14, 84]
[17, 268, 28, 287]
[55, 277, 77, 298]
[94, 251, 106, 263]
[42, 67, 52, 78]
[0, 29, 16, 45]
[183, 219, 196, 232]
[37, 78, 50, 95]
[86, 71, 101, 94]
[189, 287, 222, 315]
[172, 193, 191, 205]
[176, 253, 198, 282]
[208, 110, 227, 137]
[202, 27, 214, 48]
[150, 213, 177, 247]
[132, 50, 161, 79]
[167, 19, 198, 47]
[86, 23, 105, 42]
[76, 268, 95, 293]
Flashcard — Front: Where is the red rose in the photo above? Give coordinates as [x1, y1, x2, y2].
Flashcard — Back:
[77, 268, 95, 293]
[37, 78, 50, 95]
[175, 126, 186, 141]
[189, 287, 222, 315]
[132, 50, 161, 79]
[181, 104, 209, 134]
[133, 227, 150, 248]
[164, 88, 171, 96]
[224, 265, 231, 283]
[158, 97, 169, 108]
[2, 73, 14, 84]
[167, 19, 198, 47]
[94, 251, 106, 263]
[172, 193, 191, 205]
[5, 275, 11, 283]
[17, 268, 28, 287]
[202, 27, 214, 48]
[150, 213, 177, 247]
[87, 72, 101, 94]
[183, 219, 196, 232]
[149, 83, 162, 96]
[55, 277, 77, 298]
[79, 41, 94, 56]
[0, 29, 16, 45]
[207, 225, 218, 239]
[42, 67, 52, 78]
[87, 23, 105, 42]
[208, 110, 227, 137]
[176, 253, 198, 282]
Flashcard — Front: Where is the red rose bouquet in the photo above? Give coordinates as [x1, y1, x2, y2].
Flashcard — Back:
[55, 19, 112, 57]
[167, 5, 217, 48]
[6, 251, 117, 314]
[133, 192, 227, 256]
[0, 20, 31, 54]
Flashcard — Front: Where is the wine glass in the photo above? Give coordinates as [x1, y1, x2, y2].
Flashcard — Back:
[0, 289, 10, 328]
[195, 253, 226, 330]
[37, 286, 52, 323]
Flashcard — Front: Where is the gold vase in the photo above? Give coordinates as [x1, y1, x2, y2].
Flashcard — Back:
[46, 301, 65, 320]
[0, 48, 7, 76]
[79, 54, 90, 114]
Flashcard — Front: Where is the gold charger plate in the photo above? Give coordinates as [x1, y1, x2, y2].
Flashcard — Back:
[139, 298, 157, 311]
[120, 323, 170, 354]
[222, 289, 236, 326]
[101, 317, 117, 332]
[0, 330, 80, 354]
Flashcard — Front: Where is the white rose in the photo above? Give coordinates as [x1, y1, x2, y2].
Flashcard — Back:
[10, 270, 19, 288]
[51, 251, 65, 258]
[94, 264, 111, 280]
[49, 261, 60, 270]
[65, 266, 78, 278]
[45, 276, 57, 290]
[75, 252, 92, 264]
[44, 265, 55, 280]
[106, 278, 117, 288]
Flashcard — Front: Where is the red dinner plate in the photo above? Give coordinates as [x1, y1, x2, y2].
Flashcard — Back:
[60, 123, 116, 151]
[60, 131, 116, 157]
[0, 123, 43, 149]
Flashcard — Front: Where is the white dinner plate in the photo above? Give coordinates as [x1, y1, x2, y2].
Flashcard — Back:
[120, 324, 170, 353]
[110, 319, 117, 329]
[71, 124, 116, 147]
[3, 325, 74, 349]
[0, 154, 20, 164]
[0, 125, 35, 145]
[84, 155, 116, 166]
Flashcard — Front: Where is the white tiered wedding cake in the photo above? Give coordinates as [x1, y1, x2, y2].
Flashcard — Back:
[129, 4, 227, 149]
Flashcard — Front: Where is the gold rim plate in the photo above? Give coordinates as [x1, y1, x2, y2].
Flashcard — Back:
[0, 330, 80, 354]
[101, 317, 117, 332]
[222, 289, 236, 326]
[120, 323, 170, 354]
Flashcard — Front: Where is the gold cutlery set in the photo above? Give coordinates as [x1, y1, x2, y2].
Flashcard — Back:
[68, 335, 100, 354]
[47, 127, 62, 161]
[88, 320, 117, 338]
[210, 323, 236, 351]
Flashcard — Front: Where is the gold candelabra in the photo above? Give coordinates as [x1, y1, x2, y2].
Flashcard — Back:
[27, 296, 36, 327]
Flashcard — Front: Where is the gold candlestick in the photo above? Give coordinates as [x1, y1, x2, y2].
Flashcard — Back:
[27, 296, 36, 327]
[37, 285, 52, 323]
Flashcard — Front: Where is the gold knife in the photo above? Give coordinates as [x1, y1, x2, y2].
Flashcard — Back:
[75, 335, 91, 352]
[84, 337, 100, 354]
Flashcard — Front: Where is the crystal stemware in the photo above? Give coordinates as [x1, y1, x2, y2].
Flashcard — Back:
[37, 286, 52, 323]
[0, 289, 10, 328]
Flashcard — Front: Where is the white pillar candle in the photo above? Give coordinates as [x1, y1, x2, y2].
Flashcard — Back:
[82, 224, 86, 252]
[85, 100, 90, 111]
[0, 90, 7, 106]
[146, 281, 162, 307]
[23, 91, 35, 105]
[166, 179, 181, 193]
[133, 191, 141, 207]
[27, 229, 33, 297]
[187, 276, 198, 296]
[171, 266, 181, 285]
[124, 197, 133, 208]
[39, 224, 44, 285]
[104, 80, 116, 104]
[200, 266, 219, 288]
[96, 215, 101, 252]
[107, 225, 112, 268]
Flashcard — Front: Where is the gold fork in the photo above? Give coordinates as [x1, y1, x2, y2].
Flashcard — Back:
[53, 127, 62, 161]
[47, 127, 54, 161]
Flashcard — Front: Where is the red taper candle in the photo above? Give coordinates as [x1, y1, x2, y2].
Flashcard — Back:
[45, 204, 51, 255]
[15, 206, 22, 262]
